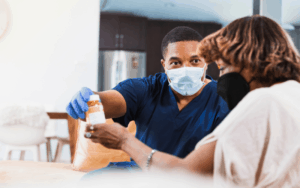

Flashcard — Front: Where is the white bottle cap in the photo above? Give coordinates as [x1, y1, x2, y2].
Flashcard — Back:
[89, 94, 100, 102]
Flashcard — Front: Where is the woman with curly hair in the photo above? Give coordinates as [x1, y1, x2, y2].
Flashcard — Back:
[83, 15, 300, 187]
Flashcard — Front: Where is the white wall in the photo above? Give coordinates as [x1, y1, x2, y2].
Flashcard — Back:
[288, 28, 300, 53]
[0, 0, 100, 162]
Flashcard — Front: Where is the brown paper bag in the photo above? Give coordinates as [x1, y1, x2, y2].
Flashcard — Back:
[72, 119, 136, 172]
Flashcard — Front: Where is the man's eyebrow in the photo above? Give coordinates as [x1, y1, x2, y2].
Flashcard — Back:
[168, 57, 181, 61]
[190, 55, 199, 59]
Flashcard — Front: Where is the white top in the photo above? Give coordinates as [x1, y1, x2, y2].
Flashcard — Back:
[195, 80, 300, 187]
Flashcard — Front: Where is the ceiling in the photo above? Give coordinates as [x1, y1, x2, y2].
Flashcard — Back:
[100, 0, 300, 27]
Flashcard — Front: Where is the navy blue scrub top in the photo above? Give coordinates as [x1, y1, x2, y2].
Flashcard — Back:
[113, 73, 230, 158]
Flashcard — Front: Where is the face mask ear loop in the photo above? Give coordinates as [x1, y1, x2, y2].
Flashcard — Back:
[238, 66, 254, 84]
[238, 66, 244, 74]
[247, 77, 255, 85]
[165, 67, 171, 85]
[202, 64, 207, 82]
[166, 72, 171, 85]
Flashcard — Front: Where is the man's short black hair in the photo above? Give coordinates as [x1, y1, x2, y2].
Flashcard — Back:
[161, 26, 203, 58]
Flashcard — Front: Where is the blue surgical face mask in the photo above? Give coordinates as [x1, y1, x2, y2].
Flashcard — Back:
[166, 65, 206, 96]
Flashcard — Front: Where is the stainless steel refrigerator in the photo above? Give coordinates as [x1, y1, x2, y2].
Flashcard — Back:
[98, 50, 146, 91]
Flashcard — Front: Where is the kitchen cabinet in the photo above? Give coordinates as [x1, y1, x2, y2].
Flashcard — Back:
[99, 13, 147, 51]
[119, 16, 147, 51]
[99, 14, 119, 50]
[202, 23, 221, 37]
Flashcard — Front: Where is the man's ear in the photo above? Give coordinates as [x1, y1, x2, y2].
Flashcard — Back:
[161, 59, 165, 71]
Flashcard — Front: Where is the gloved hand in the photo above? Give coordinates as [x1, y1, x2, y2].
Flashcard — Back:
[66, 87, 94, 119]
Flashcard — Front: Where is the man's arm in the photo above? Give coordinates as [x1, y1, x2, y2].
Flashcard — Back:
[66, 76, 151, 121]
[94, 90, 127, 119]
[67, 87, 128, 120]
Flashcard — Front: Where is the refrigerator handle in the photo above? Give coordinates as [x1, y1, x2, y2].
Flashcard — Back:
[120, 34, 124, 48]
[115, 34, 119, 47]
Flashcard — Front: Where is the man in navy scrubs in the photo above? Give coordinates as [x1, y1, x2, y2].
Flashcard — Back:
[66, 26, 229, 175]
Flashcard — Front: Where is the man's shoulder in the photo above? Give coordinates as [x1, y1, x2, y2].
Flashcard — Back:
[118, 73, 167, 94]
[142, 72, 168, 83]
[136, 72, 168, 88]
[202, 76, 218, 94]
[202, 77, 229, 113]
[118, 73, 166, 85]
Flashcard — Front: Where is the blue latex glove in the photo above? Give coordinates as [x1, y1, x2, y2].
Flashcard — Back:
[66, 87, 94, 119]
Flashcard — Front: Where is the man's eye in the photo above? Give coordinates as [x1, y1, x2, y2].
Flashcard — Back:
[192, 59, 200, 64]
[171, 61, 180, 65]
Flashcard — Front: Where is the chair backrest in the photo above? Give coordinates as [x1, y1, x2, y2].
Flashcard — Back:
[0, 102, 49, 129]
[0, 125, 46, 145]
[43, 104, 57, 137]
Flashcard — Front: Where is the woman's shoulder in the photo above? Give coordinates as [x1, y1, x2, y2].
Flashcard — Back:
[245, 80, 300, 104]
[210, 87, 273, 137]
[212, 80, 300, 138]
[269, 80, 300, 93]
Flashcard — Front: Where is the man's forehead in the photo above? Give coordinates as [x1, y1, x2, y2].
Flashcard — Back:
[166, 41, 199, 58]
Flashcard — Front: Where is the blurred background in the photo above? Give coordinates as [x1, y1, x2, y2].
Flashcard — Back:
[0, 0, 299, 163]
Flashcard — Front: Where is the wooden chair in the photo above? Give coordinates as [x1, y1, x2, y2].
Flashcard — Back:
[46, 113, 78, 163]
[53, 137, 70, 162]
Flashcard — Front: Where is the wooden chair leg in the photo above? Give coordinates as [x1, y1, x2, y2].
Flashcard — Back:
[54, 140, 63, 162]
[31, 145, 40, 162]
[3, 147, 12, 160]
[37, 145, 41, 161]
[46, 138, 53, 162]
[20, 151, 25, 160]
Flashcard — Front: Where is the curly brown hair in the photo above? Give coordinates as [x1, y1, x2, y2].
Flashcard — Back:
[197, 15, 300, 86]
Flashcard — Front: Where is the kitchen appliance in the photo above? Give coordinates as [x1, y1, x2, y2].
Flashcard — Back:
[98, 50, 146, 91]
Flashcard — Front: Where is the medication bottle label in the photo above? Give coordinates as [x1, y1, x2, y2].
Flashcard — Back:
[89, 112, 106, 125]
